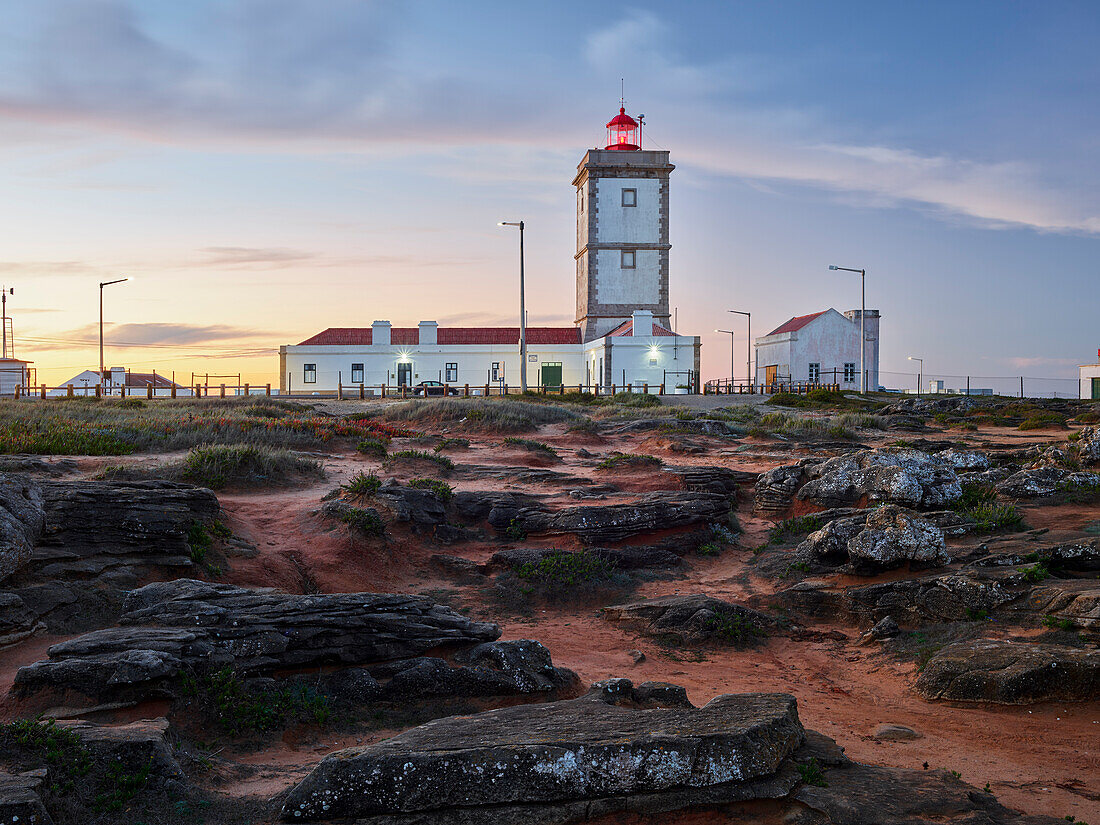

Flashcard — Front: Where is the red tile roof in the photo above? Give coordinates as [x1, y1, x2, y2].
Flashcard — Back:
[604, 319, 679, 338]
[764, 311, 827, 337]
[298, 327, 582, 346]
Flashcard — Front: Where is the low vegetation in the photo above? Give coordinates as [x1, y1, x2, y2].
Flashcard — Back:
[704, 609, 766, 647]
[1018, 411, 1067, 431]
[407, 477, 454, 502]
[334, 506, 385, 536]
[385, 449, 455, 472]
[378, 398, 580, 433]
[355, 436, 390, 459]
[768, 388, 875, 410]
[502, 437, 558, 457]
[756, 515, 827, 552]
[434, 437, 470, 452]
[747, 411, 855, 440]
[952, 482, 1024, 533]
[0, 397, 410, 455]
[179, 667, 331, 735]
[595, 452, 662, 470]
[180, 444, 323, 489]
[342, 471, 382, 497]
[493, 550, 633, 611]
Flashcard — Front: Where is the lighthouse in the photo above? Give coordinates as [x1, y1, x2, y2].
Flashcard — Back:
[573, 103, 674, 342]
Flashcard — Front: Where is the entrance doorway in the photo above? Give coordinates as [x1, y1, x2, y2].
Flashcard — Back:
[765, 365, 778, 386]
[1093, 377, 1100, 400]
[540, 362, 562, 389]
[397, 363, 412, 387]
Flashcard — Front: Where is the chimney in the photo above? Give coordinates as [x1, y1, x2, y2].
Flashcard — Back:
[371, 321, 391, 346]
[631, 309, 653, 337]
[109, 367, 125, 386]
[418, 321, 438, 345]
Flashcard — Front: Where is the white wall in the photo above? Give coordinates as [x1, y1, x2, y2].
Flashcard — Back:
[595, 178, 661, 243]
[595, 248, 660, 304]
[1081, 364, 1100, 400]
[754, 309, 880, 388]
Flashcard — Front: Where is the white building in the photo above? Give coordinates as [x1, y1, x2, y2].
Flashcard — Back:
[1081, 351, 1100, 400]
[48, 367, 190, 397]
[754, 308, 880, 390]
[0, 357, 32, 396]
[280, 105, 701, 394]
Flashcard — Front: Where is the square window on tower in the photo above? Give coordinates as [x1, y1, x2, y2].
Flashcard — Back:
[621, 250, 636, 269]
[621, 188, 637, 207]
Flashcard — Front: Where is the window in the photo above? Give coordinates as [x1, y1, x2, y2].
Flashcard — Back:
[843, 363, 856, 382]
[621, 250, 636, 269]
[303, 364, 317, 384]
[808, 363, 820, 382]
[491, 362, 500, 381]
[621, 188, 637, 207]
[445, 363, 458, 383]
[351, 363, 364, 383]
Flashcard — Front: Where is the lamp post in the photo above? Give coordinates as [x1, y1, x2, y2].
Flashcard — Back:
[907, 356, 923, 394]
[498, 222, 526, 393]
[828, 265, 866, 393]
[99, 278, 128, 382]
[1, 286, 14, 359]
[715, 330, 736, 389]
[728, 309, 751, 384]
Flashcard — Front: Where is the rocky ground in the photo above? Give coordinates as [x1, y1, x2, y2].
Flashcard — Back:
[0, 391, 1096, 824]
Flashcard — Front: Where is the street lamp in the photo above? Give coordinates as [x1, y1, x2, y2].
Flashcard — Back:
[907, 356, 923, 394]
[498, 221, 526, 393]
[728, 309, 751, 384]
[99, 277, 128, 381]
[828, 265, 867, 393]
[715, 330, 736, 388]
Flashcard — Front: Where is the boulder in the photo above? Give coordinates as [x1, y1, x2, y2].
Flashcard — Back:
[797, 506, 947, 574]
[27, 480, 220, 580]
[872, 723, 921, 741]
[603, 594, 776, 646]
[796, 448, 962, 509]
[373, 479, 447, 529]
[915, 639, 1100, 704]
[15, 580, 501, 701]
[997, 467, 1100, 499]
[666, 465, 755, 495]
[794, 762, 1063, 824]
[753, 462, 813, 513]
[0, 474, 45, 582]
[497, 491, 732, 544]
[452, 491, 547, 523]
[1074, 424, 1100, 464]
[280, 684, 805, 822]
[970, 539, 1100, 572]
[935, 448, 991, 471]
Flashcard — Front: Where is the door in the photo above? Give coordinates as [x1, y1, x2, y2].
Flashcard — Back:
[765, 365, 778, 386]
[1093, 377, 1100, 400]
[397, 363, 412, 387]
[540, 362, 562, 390]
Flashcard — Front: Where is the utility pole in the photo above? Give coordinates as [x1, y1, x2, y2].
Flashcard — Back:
[0, 287, 12, 359]
[99, 278, 128, 379]
[498, 221, 527, 392]
[829, 266, 867, 393]
[728, 309, 751, 384]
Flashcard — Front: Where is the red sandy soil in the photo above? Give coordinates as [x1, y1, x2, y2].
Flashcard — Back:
[3, 413, 1097, 820]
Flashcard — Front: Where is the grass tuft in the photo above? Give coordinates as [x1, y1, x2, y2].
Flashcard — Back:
[180, 443, 322, 489]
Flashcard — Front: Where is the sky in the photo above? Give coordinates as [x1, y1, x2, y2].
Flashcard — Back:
[1, 0, 1097, 389]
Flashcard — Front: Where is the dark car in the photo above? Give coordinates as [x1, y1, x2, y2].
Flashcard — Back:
[412, 380, 458, 397]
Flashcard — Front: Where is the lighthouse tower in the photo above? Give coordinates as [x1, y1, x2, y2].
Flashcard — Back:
[574, 104, 674, 342]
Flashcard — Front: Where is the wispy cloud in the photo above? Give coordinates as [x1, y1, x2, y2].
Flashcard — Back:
[197, 247, 317, 268]
[28, 321, 275, 350]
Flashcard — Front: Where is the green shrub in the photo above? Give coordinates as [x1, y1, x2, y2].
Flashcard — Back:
[342, 471, 381, 496]
[516, 550, 616, 586]
[596, 452, 661, 470]
[965, 501, 1024, 534]
[356, 436, 389, 459]
[759, 515, 827, 549]
[407, 477, 454, 503]
[380, 398, 579, 433]
[1042, 615, 1074, 631]
[386, 449, 454, 472]
[502, 437, 558, 456]
[435, 437, 470, 452]
[181, 443, 322, 489]
[1018, 412, 1067, 430]
[566, 418, 601, 435]
[187, 521, 213, 564]
[797, 757, 828, 787]
[504, 518, 527, 541]
[179, 667, 331, 735]
[696, 542, 722, 557]
[337, 506, 385, 536]
[704, 610, 765, 646]
[1019, 562, 1050, 583]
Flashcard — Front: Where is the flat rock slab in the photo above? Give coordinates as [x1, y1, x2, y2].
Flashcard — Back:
[280, 687, 803, 821]
[915, 639, 1100, 704]
[603, 594, 777, 646]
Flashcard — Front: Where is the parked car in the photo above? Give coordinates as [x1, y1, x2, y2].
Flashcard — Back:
[412, 380, 458, 397]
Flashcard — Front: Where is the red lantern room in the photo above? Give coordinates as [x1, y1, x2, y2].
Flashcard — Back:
[605, 106, 640, 151]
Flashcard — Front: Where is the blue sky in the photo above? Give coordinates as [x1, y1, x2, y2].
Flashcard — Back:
[0, 0, 1097, 386]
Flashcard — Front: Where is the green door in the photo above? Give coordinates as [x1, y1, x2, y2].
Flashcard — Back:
[1092, 377, 1100, 400]
[540, 362, 562, 389]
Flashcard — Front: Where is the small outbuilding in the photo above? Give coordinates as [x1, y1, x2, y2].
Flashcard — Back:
[754, 308, 880, 391]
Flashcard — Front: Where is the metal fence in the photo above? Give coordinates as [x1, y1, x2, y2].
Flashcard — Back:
[877, 369, 1079, 399]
